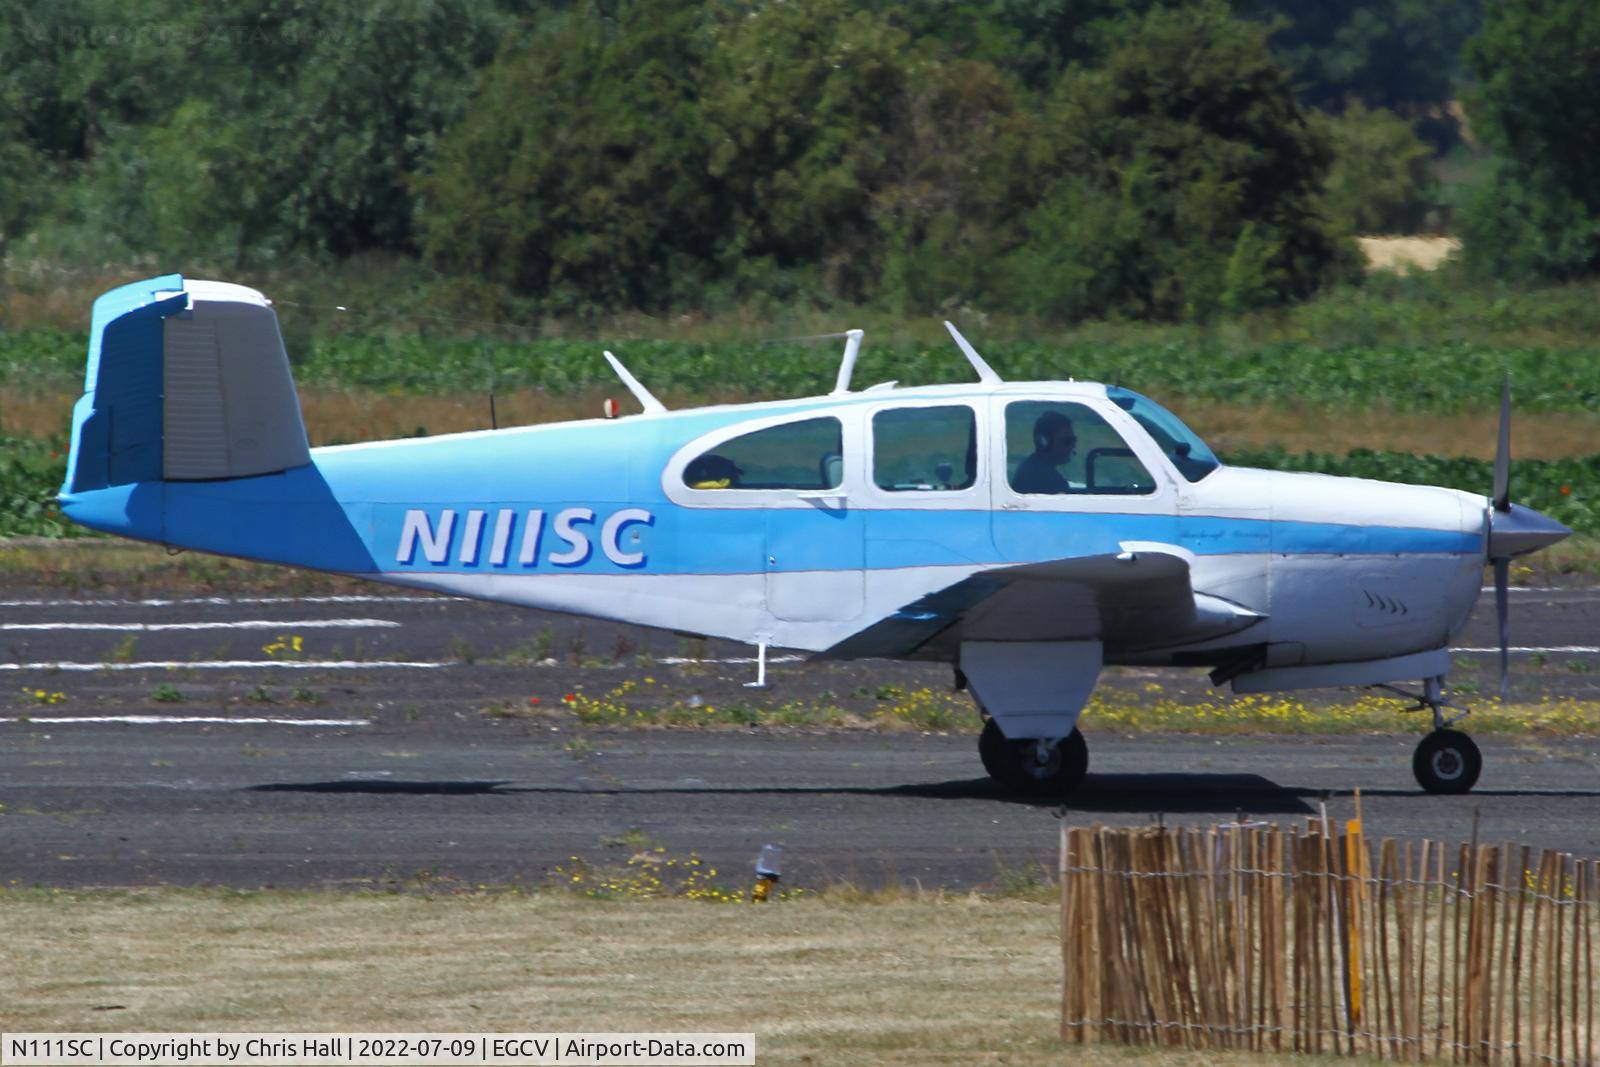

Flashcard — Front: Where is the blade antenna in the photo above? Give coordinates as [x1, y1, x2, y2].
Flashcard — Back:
[831, 329, 864, 395]
[603, 351, 667, 414]
[943, 320, 1002, 385]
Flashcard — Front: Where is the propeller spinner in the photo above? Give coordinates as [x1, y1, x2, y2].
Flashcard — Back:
[1485, 378, 1573, 698]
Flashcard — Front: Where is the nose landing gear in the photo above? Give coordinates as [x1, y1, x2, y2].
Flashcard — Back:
[1379, 675, 1482, 794]
[1413, 728, 1482, 794]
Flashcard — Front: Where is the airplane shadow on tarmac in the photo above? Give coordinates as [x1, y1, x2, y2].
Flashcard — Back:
[248, 771, 1321, 815]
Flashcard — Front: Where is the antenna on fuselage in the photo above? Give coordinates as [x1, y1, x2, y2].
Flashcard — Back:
[943, 320, 1003, 385]
[831, 329, 864, 395]
[603, 350, 667, 414]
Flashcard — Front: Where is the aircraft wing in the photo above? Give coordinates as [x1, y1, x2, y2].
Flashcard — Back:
[819, 541, 1263, 661]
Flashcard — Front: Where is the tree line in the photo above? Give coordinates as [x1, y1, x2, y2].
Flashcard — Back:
[0, 0, 1589, 322]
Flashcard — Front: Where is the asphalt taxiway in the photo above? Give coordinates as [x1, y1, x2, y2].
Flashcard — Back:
[1, 579, 1597, 889]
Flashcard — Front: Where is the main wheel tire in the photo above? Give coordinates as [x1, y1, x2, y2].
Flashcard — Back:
[1412, 729, 1482, 794]
[978, 718, 1089, 796]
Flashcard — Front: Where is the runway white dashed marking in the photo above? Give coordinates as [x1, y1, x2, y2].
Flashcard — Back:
[1454, 646, 1600, 655]
[0, 594, 448, 608]
[2, 618, 401, 632]
[0, 660, 448, 672]
[0, 715, 371, 726]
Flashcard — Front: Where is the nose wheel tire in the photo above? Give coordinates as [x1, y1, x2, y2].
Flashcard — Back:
[978, 718, 1089, 796]
[1412, 729, 1482, 794]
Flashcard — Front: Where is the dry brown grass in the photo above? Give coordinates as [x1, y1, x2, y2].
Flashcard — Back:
[0, 889, 1363, 1066]
[9, 386, 1597, 459]
[1183, 401, 1600, 461]
[1357, 235, 1461, 274]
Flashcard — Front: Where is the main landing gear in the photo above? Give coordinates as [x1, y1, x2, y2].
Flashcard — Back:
[1380, 676, 1482, 795]
[978, 718, 1089, 796]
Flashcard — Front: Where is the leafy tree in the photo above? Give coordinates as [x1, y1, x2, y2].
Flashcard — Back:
[1236, 0, 1482, 114]
[1005, 1, 1357, 321]
[3, 0, 508, 264]
[698, 0, 916, 300]
[1461, 0, 1600, 280]
[871, 57, 1040, 312]
[416, 1, 721, 310]
[1318, 102, 1435, 234]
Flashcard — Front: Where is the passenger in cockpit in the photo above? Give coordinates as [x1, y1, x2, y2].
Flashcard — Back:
[684, 454, 742, 489]
[1012, 410, 1076, 494]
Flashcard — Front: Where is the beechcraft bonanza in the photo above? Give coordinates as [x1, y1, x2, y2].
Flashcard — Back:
[59, 276, 1573, 795]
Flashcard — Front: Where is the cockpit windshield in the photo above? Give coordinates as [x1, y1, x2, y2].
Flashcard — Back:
[1105, 386, 1220, 482]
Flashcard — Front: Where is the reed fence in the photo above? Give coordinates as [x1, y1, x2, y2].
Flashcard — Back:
[1060, 815, 1597, 1063]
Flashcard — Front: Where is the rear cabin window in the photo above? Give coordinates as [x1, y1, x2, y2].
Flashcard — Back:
[872, 405, 977, 492]
[1004, 400, 1155, 495]
[682, 416, 843, 490]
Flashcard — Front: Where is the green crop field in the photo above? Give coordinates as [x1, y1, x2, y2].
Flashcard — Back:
[5, 328, 1600, 413]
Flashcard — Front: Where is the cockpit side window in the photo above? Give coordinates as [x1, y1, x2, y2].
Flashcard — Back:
[1004, 400, 1156, 495]
[682, 416, 843, 490]
[871, 405, 977, 492]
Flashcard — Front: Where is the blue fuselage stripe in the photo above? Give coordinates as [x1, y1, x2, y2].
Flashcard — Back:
[59, 466, 1481, 577]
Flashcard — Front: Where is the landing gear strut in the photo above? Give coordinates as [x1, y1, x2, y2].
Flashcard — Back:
[978, 718, 1089, 796]
[1380, 675, 1482, 794]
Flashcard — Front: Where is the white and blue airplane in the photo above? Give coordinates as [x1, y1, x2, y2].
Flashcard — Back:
[59, 276, 1572, 795]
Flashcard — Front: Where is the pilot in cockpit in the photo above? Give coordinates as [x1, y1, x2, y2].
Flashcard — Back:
[1012, 410, 1076, 494]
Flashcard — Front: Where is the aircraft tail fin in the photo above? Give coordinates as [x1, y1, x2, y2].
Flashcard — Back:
[62, 275, 311, 497]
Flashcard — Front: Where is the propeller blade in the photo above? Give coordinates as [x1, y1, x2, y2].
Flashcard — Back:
[1493, 376, 1511, 513]
[1494, 555, 1511, 700]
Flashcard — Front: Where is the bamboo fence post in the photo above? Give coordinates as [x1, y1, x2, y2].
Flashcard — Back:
[1273, 828, 1288, 1053]
[1580, 857, 1593, 1067]
[1427, 844, 1440, 1062]
[1530, 849, 1549, 1066]
[1512, 845, 1529, 1067]
[1451, 842, 1467, 1065]
[1491, 844, 1504, 1067]
[1060, 825, 1079, 1044]
[1475, 844, 1496, 1065]
[1474, 841, 1486, 1063]
[1231, 826, 1247, 1049]
[1435, 843, 1450, 1061]
[1310, 831, 1325, 1055]
[1169, 828, 1200, 1043]
[1554, 853, 1567, 1067]
[1116, 828, 1138, 1046]
[1137, 830, 1172, 1046]
[1399, 839, 1416, 1063]
[1089, 828, 1109, 1046]
[1570, 854, 1581, 1067]
[1197, 828, 1226, 1045]
[1324, 819, 1345, 1054]
[1379, 838, 1398, 1058]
